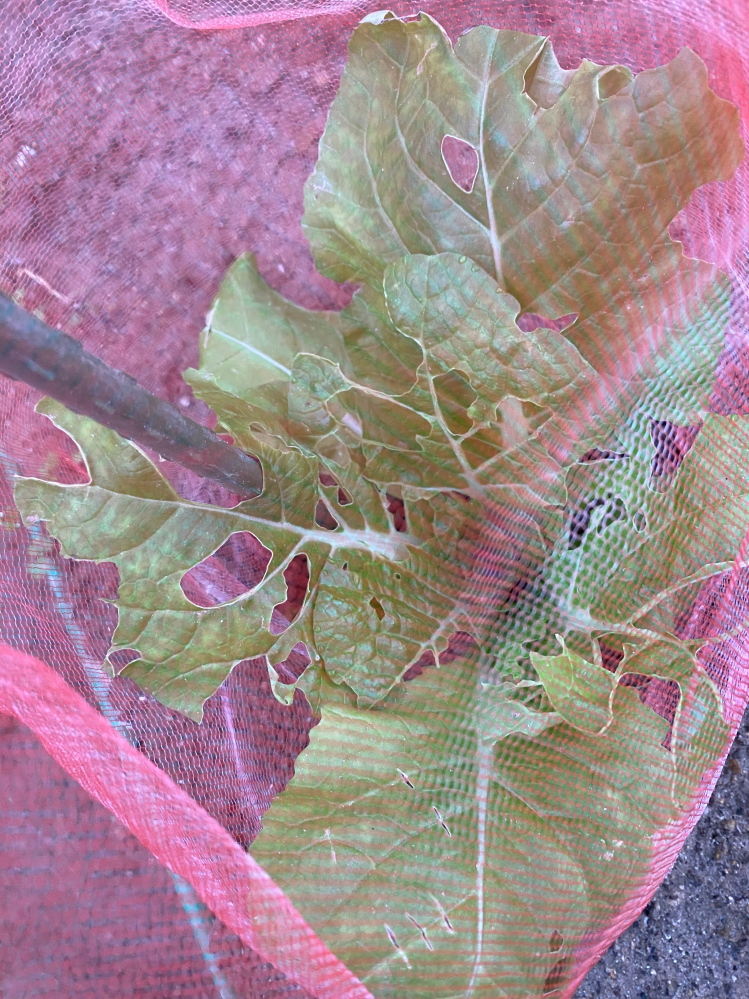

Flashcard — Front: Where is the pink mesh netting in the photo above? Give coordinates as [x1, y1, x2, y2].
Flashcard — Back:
[2, 0, 749, 995]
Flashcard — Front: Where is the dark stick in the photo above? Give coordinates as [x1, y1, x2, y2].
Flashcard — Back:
[0, 291, 263, 499]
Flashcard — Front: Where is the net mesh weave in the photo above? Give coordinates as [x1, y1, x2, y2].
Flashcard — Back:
[2, 0, 749, 995]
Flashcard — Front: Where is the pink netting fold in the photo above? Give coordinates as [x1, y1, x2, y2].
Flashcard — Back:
[0, 643, 371, 999]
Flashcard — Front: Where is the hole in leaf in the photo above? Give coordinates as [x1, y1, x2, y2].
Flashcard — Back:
[342, 561, 348, 571]
[157, 463, 247, 509]
[315, 499, 339, 531]
[406, 913, 434, 951]
[549, 929, 564, 953]
[579, 448, 628, 463]
[434, 369, 477, 435]
[596, 496, 626, 533]
[151, 438, 261, 509]
[441, 135, 479, 193]
[369, 596, 386, 621]
[432, 806, 452, 836]
[620, 673, 681, 737]
[650, 420, 700, 490]
[568, 498, 606, 550]
[270, 554, 309, 635]
[516, 312, 578, 333]
[181, 532, 272, 608]
[599, 642, 624, 673]
[273, 641, 311, 684]
[568, 495, 625, 548]
[108, 648, 142, 674]
[319, 470, 353, 508]
[403, 649, 435, 682]
[386, 492, 407, 533]
[597, 66, 633, 100]
[385, 924, 401, 951]
[440, 631, 476, 663]
[543, 956, 573, 995]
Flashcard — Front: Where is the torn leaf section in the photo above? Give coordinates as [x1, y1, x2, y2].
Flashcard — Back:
[304, 9, 742, 433]
[619, 641, 729, 808]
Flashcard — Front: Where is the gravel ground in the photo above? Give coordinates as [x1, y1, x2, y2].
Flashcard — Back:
[576, 704, 749, 999]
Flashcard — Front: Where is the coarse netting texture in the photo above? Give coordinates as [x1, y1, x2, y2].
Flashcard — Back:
[2, 0, 749, 996]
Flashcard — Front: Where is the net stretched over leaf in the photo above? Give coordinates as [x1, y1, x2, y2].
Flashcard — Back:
[2, 1, 749, 997]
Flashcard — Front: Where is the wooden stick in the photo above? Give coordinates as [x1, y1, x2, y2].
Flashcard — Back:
[0, 292, 262, 498]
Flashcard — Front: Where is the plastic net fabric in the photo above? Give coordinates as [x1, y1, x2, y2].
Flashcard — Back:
[2, 0, 749, 996]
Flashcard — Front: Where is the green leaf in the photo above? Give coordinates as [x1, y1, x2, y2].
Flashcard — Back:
[531, 639, 615, 734]
[303, 11, 742, 393]
[184, 254, 421, 448]
[251, 650, 676, 998]
[15, 398, 478, 716]
[196, 252, 345, 395]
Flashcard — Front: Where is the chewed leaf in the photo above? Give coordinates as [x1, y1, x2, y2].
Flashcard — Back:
[531, 641, 615, 734]
[551, 415, 749, 629]
[15, 399, 479, 715]
[618, 641, 729, 808]
[384, 253, 597, 412]
[252, 647, 675, 997]
[12, 12, 747, 997]
[304, 13, 742, 384]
